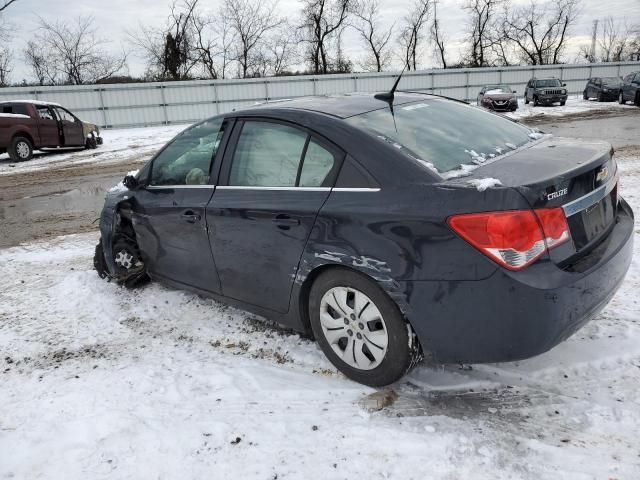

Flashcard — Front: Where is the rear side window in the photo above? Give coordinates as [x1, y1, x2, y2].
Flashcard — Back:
[346, 98, 533, 174]
[1, 104, 28, 115]
[150, 118, 225, 186]
[299, 140, 335, 187]
[229, 121, 338, 188]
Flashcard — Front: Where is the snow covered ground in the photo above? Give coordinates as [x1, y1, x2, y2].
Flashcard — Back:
[1, 160, 640, 478]
[504, 95, 637, 121]
[0, 124, 188, 176]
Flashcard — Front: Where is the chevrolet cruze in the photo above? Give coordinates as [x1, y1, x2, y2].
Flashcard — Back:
[95, 92, 634, 386]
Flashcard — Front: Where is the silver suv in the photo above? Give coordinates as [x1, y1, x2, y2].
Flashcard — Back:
[525, 77, 568, 106]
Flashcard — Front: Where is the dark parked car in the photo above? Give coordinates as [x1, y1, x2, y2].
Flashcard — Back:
[94, 93, 633, 386]
[477, 84, 518, 111]
[0, 100, 102, 162]
[525, 77, 568, 106]
[618, 71, 640, 106]
[583, 77, 622, 102]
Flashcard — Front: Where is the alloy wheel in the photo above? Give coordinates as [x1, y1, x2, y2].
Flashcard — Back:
[319, 286, 388, 370]
[114, 249, 135, 270]
[16, 141, 30, 159]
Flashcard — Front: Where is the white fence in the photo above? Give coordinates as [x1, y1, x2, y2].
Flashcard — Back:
[1, 62, 638, 129]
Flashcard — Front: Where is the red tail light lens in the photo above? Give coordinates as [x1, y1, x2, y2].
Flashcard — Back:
[448, 208, 570, 271]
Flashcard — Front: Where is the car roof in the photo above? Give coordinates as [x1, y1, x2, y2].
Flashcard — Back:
[234, 92, 438, 119]
[0, 99, 61, 106]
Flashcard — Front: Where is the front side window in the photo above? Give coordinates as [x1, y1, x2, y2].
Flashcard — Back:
[346, 98, 534, 174]
[150, 118, 225, 186]
[36, 106, 54, 120]
[54, 107, 76, 123]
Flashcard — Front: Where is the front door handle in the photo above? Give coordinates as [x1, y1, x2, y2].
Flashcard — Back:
[273, 213, 300, 229]
[181, 210, 201, 223]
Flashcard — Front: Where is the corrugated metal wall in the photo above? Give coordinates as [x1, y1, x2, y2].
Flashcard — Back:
[1, 62, 637, 129]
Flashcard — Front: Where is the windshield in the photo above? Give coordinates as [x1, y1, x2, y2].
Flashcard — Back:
[535, 79, 562, 88]
[485, 85, 512, 93]
[346, 98, 535, 174]
[602, 77, 622, 85]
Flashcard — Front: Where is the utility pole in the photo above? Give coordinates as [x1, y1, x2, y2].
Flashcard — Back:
[589, 19, 598, 62]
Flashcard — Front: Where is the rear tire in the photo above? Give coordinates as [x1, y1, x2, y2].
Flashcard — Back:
[597, 93, 604, 102]
[308, 268, 421, 386]
[560, 100, 566, 106]
[8, 136, 33, 162]
[525, 96, 529, 105]
[583, 91, 588, 100]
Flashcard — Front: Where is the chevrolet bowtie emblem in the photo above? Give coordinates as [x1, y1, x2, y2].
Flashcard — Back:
[596, 166, 609, 183]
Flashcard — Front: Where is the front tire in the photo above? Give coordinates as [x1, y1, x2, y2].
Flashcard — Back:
[533, 96, 539, 106]
[583, 91, 588, 100]
[8, 136, 33, 162]
[619, 92, 625, 104]
[309, 269, 421, 386]
[85, 135, 98, 149]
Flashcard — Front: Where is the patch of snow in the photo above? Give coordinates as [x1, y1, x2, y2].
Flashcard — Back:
[108, 169, 140, 193]
[0, 113, 30, 119]
[0, 124, 189, 176]
[467, 178, 503, 191]
[440, 163, 479, 179]
[484, 89, 509, 95]
[505, 95, 636, 120]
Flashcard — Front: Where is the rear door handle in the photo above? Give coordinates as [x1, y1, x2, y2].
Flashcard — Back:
[273, 214, 300, 228]
[181, 210, 202, 223]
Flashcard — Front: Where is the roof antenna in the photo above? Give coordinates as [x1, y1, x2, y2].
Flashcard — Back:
[374, 65, 406, 132]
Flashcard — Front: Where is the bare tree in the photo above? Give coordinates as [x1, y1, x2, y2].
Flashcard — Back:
[35, 15, 127, 84]
[598, 17, 630, 62]
[398, 0, 431, 70]
[0, 0, 18, 12]
[353, 0, 394, 72]
[24, 40, 58, 85]
[501, 0, 580, 65]
[462, 0, 501, 67]
[431, 0, 447, 68]
[191, 8, 237, 79]
[265, 23, 300, 75]
[130, 0, 200, 80]
[300, 0, 351, 74]
[0, 48, 11, 86]
[225, 0, 283, 78]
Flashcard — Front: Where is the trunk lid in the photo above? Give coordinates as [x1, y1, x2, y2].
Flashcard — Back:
[455, 137, 618, 266]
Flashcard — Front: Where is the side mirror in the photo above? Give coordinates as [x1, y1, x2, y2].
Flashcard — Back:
[513, 90, 517, 94]
[562, 83, 567, 87]
[123, 174, 139, 190]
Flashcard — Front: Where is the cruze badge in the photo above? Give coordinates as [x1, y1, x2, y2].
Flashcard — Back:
[596, 166, 609, 184]
[547, 188, 568, 201]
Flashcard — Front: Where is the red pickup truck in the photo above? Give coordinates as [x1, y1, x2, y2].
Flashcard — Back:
[0, 100, 103, 162]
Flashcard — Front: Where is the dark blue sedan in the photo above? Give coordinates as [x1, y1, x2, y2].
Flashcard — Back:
[95, 92, 634, 386]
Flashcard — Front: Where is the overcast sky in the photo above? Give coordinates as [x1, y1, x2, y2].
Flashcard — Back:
[1, 0, 637, 81]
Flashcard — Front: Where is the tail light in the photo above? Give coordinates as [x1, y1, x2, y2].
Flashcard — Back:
[448, 208, 570, 271]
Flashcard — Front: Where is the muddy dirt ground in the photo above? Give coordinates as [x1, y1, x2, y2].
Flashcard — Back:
[1, 108, 639, 248]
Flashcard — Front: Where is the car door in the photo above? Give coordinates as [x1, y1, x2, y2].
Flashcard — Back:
[207, 118, 344, 313]
[34, 105, 62, 147]
[53, 107, 84, 146]
[130, 117, 230, 294]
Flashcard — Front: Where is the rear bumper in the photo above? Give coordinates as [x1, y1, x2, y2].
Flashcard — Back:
[404, 198, 634, 364]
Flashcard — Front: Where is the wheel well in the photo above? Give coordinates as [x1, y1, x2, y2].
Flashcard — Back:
[12, 131, 34, 146]
[297, 264, 397, 336]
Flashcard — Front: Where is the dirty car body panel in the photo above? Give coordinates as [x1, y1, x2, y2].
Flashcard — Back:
[98, 93, 634, 365]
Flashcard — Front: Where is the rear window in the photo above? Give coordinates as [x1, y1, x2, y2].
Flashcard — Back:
[345, 99, 534, 174]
